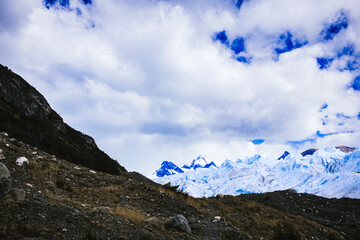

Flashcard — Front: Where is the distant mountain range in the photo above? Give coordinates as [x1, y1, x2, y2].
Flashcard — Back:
[152, 146, 360, 199]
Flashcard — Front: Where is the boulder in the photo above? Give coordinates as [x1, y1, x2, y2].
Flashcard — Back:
[171, 214, 191, 234]
[0, 163, 11, 197]
[15, 157, 29, 167]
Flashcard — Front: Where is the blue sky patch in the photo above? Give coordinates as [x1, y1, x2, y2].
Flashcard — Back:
[82, 0, 92, 5]
[320, 103, 328, 111]
[338, 44, 355, 58]
[316, 130, 354, 138]
[236, 56, 250, 64]
[76, 8, 82, 16]
[251, 139, 265, 145]
[337, 44, 360, 72]
[336, 113, 351, 119]
[345, 60, 359, 72]
[351, 75, 360, 91]
[316, 131, 334, 138]
[233, 0, 249, 9]
[274, 31, 308, 57]
[317, 58, 334, 70]
[213, 30, 229, 47]
[321, 11, 348, 41]
[43, 0, 69, 9]
[231, 37, 246, 54]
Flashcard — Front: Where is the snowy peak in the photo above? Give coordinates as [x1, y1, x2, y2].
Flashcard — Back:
[236, 154, 261, 165]
[301, 148, 318, 156]
[183, 155, 217, 170]
[190, 155, 208, 169]
[278, 151, 290, 160]
[154, 161, 184, 177]
[152, 146, 360, 199]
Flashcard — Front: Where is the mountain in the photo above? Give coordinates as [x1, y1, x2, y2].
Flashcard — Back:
[153, 155, 217, 178]
[1, 64, 359, 239]
[1, 131, 357, 239]
[0, 64, 125, 174]
[152, 147, 360, 199]
[155, 161, 184, 177]
[182, 155, 217, 170]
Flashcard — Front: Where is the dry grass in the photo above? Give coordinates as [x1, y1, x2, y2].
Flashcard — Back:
[103, 185, 123, 192]
[159, 187, 205, 210]
[111, 206, 147, 225]
[207, 197, 340, 239]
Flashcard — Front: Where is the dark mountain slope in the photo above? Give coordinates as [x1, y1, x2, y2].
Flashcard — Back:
[0, 133, 346, 239]
[239, 190, 360, 240]
[0, 64, 125, 174]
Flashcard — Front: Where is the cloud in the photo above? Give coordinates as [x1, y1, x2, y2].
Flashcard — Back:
[1, 0, 360, 175]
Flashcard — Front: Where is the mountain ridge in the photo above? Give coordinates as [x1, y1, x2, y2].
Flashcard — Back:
[152, 146, 360, 199]
[0, 64, 125, 174]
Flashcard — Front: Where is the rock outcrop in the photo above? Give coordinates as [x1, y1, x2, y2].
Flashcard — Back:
[0, 162, 11, 197]
[171, 214, 191, 234]
[0, 64, 125, 174]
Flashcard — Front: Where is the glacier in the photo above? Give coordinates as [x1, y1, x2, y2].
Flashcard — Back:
[151, 147, 360, 199]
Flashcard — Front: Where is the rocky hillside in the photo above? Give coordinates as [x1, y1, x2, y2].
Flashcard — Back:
[0, 132, 357, 239]
[0, 64, 124, 174]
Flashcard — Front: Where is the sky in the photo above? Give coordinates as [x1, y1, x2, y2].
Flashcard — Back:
[0, 0, 360, 176]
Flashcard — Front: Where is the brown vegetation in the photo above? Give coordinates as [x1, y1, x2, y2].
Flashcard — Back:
[110, 206, 147, 225]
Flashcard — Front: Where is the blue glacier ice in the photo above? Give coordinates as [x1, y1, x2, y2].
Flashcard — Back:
[155, 161, 184, 177]
[152, 147, 360, 199]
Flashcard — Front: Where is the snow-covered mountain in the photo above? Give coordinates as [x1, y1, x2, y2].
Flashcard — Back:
[152, 147, 360, 199]
[154, 161, 184, 177]
[182, 155, 217, 170]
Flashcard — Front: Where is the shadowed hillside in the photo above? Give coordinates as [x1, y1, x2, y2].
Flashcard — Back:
[0, 64, 125, 174]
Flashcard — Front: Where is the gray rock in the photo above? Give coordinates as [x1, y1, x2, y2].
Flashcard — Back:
[11, 188, 26, 201]
[0, 149, 4, 160]
[0, 163, 11, 197]
[188, 217, 196, 224]
[172, 214, 191, 234]
[15, 157, 29, 167]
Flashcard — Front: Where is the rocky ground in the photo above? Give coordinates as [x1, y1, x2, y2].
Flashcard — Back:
[239, 190, 360, 240]
[0, 132, 358, 239]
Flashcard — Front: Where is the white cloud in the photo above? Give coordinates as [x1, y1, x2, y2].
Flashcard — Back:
[1, 0, 360, 175]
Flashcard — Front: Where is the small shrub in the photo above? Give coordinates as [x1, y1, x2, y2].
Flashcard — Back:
[111, 206, 146, 225]
[272, 222, 301, 240]
[83, 231, 97, 240]
[55, 179, 73, 192]
[163, 182, 178, 192]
